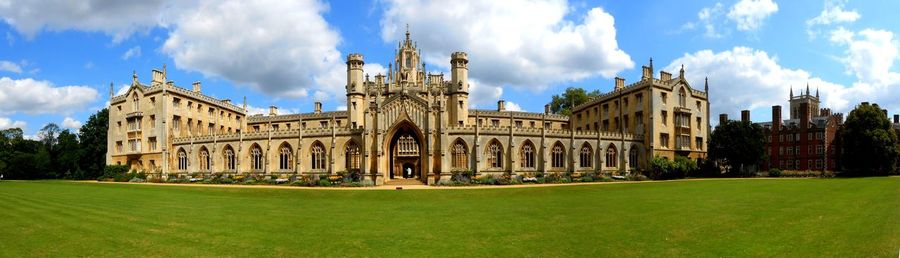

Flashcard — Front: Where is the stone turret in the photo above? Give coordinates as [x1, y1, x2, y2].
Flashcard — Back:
[449, 51, 469, 126]
[346, 53, 365, 128]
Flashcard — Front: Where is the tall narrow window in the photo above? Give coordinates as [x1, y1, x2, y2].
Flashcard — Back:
[521, 142, 535, 168]
[224, 146, 235, 171]
[346, 141, 360, 171]
[199, 148, 209, 171]
[551, 143, 564, 168]
[487, 140, 502, 169]
[132, 94, 139, 111]
[629, 148, 638, 168]
[679, 87, 687, 107]
[606, 145, 618, 168]
[311, 142, 326, 170]
[177, 149, 188, 171]
[451, 140, 468, 169]
[580, 144, 593, 168]
[279, 144, 292, 170]
[250, 146, 263, 171]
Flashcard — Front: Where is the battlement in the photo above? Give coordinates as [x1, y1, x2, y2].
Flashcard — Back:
[346, 53, 364, 63]
[451, 52, 468, 61]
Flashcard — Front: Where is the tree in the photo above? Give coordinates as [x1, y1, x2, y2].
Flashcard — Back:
[548, 87, 601, 116]
[56, 130, 82, 179]
[78, 108, 108, 179]
[840, 103, 899, 176]
[708, 120, 765, 176]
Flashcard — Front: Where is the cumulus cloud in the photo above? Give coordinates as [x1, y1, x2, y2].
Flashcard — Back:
[806, 0, 860, 39]
[162, 0, 344, 100]
[665, 47, 847, 123]
[0, 0, 173, 42]
[0, 77, 99, 115]
[830, 29, 900, 85]
[726, 0, 778, 32]
[380, 0, 633, 105]
[121, 46, 141, 60]
[245, 105, 300, 116]
[0, 117, 26, 129]
[505, 101, 525, 112]
[62, 117, 82, 130]
[0, 60, 22, 73]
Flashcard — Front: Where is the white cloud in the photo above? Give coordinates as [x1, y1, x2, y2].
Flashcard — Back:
[806, 0, 860, 39]
[830, 29, 900, 85]
[666, 47, 848, 122]
[727, 0, 778, 32]
[468, 79, 503, 108]
[62, 117, 82, 130]
[0, 0, 173, 43]
[0, 60, 22, 73]
[696, 3, 726, 38]
[245, 105, 300, 116]
[0, 77, 99, 115]
[505, 101, 524, 112]
[162, 0, 343, 100]
[379, 0, 634, 106]
[121, 46, 141, 60]
[0, 117, 26, 129]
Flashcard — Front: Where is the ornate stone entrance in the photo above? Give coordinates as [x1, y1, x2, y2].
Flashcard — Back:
[387, 122, 423, 181]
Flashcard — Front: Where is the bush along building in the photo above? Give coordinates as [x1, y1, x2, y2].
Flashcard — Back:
[750, 85, 843, 171]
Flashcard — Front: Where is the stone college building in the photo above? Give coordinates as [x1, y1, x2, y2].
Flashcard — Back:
[107, 30, 710, 185]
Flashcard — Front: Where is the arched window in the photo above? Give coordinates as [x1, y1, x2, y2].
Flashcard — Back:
[177, 149, 187, 170]
[629, 147, 639, 168]
[606, 144, 618, 168]
[311, 142, 326, 170]
[132, 93, 139, 111]
[551, 143, 564, 168]
[223, 146, 235, 171]
[250, 145, 263, 171]
[451, 140, 468, 169]
[520, 141, 535, 168]
[199, 147, 210, 171]
[346, 141, 360, 171]
[487, 140, 502, 169]
[279, 144, 292, 170]
[679, 87, 687, 107]
[580, 144, 593, 168]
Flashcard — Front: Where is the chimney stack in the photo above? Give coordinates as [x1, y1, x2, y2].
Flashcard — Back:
[641, 58, 654, 80]
[497, 100, 506, 111]
[151, 69, 164, 86]
[192, 81, 201, 93]
[741, 110, 750, 123]
[772, 105, 782, 130]
[314, 101, 322, 114]
[269, 105, 278, 116]
[544, 104, 551, 114]
[660, 71, 672, 81]
[614, 77, 625, 91]
[719, 113, 728, 125]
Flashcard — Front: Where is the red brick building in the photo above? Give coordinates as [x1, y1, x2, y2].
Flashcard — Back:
[756, 87, 843, 171]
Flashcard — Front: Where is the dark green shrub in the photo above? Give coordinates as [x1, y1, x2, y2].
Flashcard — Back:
[768, 168, 782, 177]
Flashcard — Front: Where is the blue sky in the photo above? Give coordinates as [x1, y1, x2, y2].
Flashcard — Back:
[1, 0, 899, 136]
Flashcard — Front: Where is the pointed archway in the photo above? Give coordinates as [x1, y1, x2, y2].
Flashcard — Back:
[384, 119, 426, 182]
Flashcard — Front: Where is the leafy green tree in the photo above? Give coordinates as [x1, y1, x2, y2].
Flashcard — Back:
[78, 108, 108, 179]
[840, 103, 899, 176]
[56, 130, 82, 179]
[548, 87, 601, 116]
[708, 120, 765, 176]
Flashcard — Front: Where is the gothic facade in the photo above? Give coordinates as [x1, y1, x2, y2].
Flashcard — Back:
[107, 31, 708, 185]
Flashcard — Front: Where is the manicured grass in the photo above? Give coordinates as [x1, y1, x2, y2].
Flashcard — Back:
[0, 178, 898, 257]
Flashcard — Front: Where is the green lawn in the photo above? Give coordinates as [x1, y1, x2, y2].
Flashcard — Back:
[0, 178, 898, 257]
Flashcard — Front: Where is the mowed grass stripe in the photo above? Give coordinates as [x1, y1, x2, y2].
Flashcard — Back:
[0, 178, 897, 257]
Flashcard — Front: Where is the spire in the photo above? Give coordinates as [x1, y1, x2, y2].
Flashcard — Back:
[405, 23, 410, 42]
[649, 57, 654, 69]
[242, 96, 247, 110]
[109, 82, 114, 98]
[816, 87, 819, 98]
[806, 83, 810, 95]
[790, 86, 793, 98]
[704, 77, 708, 92]
[132, 70, 138, 85]
[679, 64, 685, 78]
